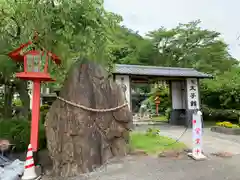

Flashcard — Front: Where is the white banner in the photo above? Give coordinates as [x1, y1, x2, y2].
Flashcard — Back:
[192, 111, 203, 156]
[186, 78, 199, 109]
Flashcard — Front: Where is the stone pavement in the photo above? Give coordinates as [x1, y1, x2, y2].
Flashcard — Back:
[43, 125, 240, 180]
[60, 155, 240, 180]
[134, 124, 240, 155]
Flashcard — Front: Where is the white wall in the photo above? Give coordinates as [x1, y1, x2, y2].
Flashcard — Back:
[171, 81, 186, 109]
[114, 75, 131, 109]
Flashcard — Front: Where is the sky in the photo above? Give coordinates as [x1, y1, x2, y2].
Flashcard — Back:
[104, 0, 240, 59]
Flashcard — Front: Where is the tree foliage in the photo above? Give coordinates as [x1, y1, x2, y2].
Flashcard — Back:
[0, 0, 121, 117]
[0, 0, 121, 83]
[202, 68, 240, 109]
[110, 20, 238, 75]
[109, 20, 240, 121]
[0, 1, 239, 120]
[145, 20, 238, 74]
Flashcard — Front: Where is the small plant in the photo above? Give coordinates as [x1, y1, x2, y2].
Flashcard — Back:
[40, 104, 50, 111]
[165, 108, 171, 120]
[145, 128, 160, 137]
[12, 98, 22, 107]
[216, 121, 239, 128]
[40, 104, 50, 124]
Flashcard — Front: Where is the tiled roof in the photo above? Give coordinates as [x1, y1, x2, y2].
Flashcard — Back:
[113, 64, 212, 78]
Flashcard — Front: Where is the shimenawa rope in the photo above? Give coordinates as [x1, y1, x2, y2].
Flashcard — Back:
[56, 96, 128, 112]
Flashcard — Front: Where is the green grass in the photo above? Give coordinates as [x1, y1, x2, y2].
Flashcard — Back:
[130, 132, 186, 154]
[151, 116, 168, 122]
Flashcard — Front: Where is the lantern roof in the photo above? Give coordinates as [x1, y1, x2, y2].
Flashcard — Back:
[8, 41, 61, 65]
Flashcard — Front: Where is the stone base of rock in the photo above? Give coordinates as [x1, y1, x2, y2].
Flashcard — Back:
[211, 126, 240, 135]
[188, 152, 207, 161]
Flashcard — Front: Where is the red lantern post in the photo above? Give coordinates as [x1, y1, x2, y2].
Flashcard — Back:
[154, 96, 160, 116]
[8, 37, 61, 163]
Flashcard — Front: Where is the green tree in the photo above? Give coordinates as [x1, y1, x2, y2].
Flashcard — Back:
[109, 20, 238, 75]
[202, 67, 240, 109]
[109, 25, 146, 64]
[0, 0, 121, 118]
[146, 20, 238, 74]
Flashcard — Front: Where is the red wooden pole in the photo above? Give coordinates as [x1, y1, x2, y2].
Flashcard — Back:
[30, 80, 41, 152]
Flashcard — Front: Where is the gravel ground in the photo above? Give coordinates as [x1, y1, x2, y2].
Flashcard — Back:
[41, 124, 240, 180]
[42, 154, 240, 180]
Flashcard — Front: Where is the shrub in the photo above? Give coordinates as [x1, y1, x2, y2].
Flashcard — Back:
[40, 104, 50, 111]
[216, 121, 239, 128]
[202, 105, 240, 123]
[12, 98, 22, 107]
[216, 121, 233, 128]
[40, 104, 50, 124]
[165, 108, 171, 120]
[0, 119, 46, 152]
[145, 128, 160, 137]
[140, 86, 171, 115]
[201, 69, 240, 110]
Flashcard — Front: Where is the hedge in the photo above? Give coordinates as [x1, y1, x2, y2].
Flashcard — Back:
[0, 119, 46, 152]
[0, 104, 50, 152]
[202, 105, 240, 123]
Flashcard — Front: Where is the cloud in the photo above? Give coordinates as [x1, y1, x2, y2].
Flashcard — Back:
[104, 0, 240, 59]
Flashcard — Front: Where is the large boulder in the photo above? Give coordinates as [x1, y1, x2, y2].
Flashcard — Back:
[45, 60, 132, 177]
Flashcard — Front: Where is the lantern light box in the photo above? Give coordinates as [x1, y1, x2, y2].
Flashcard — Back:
[8, 41, 61, 82]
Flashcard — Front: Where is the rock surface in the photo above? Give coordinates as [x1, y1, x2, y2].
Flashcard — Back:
[45, 60, 132, 177]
